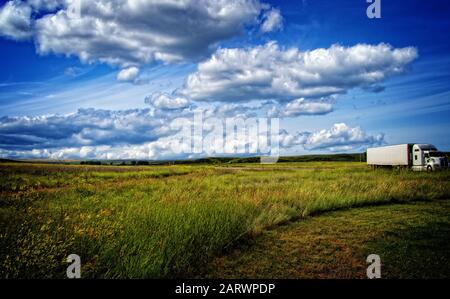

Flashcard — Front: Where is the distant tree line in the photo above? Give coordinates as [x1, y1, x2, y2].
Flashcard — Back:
[80, 160, 151, 166]
[77, 153, 369, 166]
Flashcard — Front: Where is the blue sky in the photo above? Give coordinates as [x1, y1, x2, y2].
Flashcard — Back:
[0, 0, 449, 159]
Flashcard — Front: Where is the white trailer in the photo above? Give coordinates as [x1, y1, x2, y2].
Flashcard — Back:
[367, 144, 449, 171]
[367, 144, 409, 166]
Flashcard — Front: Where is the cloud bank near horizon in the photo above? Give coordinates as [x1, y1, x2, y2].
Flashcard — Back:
[0, 107, 384, 160]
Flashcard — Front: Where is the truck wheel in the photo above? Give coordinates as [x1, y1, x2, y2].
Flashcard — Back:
[427, 165, 433, 172]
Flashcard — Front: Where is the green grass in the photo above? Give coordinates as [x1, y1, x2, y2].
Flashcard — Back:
[199, 200, 450, 279]
[0, 162, 449, 278]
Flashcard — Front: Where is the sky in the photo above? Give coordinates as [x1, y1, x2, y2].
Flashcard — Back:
[0, 0, 449, 160]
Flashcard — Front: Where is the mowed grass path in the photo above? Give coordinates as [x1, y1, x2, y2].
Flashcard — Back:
[199, 200, 450, 279]
[0, 162, 449, 278]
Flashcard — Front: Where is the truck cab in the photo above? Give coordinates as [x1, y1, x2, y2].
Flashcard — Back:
[412, 144, 449, 171]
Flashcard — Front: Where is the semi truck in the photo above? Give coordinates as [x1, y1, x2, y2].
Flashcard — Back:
[367, 144, 449, 171]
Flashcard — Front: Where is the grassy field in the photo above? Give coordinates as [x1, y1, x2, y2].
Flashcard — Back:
[200, 200, 450, 279]
[0, 162, 449, 278]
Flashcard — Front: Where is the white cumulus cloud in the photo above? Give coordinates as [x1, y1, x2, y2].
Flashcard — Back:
[181, 42, 418, 102]
[280, 123, 384, 151]
[117, 67, 140, 82]
[268, 98, 334, 117]
[260, 8, 283, 32]
[0, 0, 32, 40]
[0, 0, 280, 67]
[145, 92, 190, 110]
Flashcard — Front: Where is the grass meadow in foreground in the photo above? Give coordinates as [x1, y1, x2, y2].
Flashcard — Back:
[200, 200, 450, 279]
[0, 162, 449, 278]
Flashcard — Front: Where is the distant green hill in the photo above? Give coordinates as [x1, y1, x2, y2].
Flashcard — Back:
[4, 152, 448, 166]
[77, 153, 367, 166]
[0, 158, 25, 163]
